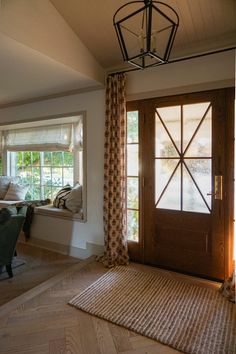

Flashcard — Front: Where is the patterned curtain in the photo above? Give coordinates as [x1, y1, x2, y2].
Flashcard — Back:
[102, 73, 129, 267]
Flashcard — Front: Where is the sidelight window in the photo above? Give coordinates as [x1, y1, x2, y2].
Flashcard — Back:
[126, 111, 139, 241]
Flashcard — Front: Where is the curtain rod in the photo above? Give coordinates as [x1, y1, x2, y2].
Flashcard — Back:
[108, 46, 236, 76]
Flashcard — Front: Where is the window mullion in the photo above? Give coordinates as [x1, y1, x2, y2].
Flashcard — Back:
[40, 152, 44, 199]
[62, 152, 64, 186]
[30, 152, 33, 199]
[50, 152, 53, 198]
[11, 151, 16, 177]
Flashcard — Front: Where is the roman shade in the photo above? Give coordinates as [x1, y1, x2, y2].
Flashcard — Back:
[4, 124, 73, 152]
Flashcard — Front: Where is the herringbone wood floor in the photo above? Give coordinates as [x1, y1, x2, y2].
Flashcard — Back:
[0, 242, 79, 306]
[0, 245, 220, 354]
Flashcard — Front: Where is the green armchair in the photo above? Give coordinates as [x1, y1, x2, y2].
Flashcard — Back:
[0, 207, 27, 278]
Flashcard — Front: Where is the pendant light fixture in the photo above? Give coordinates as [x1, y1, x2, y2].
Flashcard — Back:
[113, 0, 179, 69]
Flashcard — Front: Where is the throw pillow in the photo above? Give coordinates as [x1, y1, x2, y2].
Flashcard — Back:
[0, 176, 18, 199]
[53, 185, 72, 209]
[65, 183, 82, 213]
[4, 182, 29, 201]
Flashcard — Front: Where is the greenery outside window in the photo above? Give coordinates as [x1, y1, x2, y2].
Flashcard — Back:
[9, 151, 74, 200]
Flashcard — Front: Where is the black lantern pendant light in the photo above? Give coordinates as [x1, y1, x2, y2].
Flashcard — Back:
[113, 0, 179, 69]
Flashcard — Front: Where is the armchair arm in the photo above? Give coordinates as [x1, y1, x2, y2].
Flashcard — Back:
[0, 215, 25, 265]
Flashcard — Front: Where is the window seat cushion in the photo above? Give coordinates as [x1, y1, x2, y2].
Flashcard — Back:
[35, 204, 83, 221]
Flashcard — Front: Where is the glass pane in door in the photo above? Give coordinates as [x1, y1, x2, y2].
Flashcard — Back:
[155, 112, 179, 157]
[185, 159, 212, 209]
[185, 107, 212, 157]
[183, 102, 211, 151]
[155, 102, 212, 213]
[155, 159, 179, 202]
[157, 163, 181, 210]
[183, 165, 210, 213]
[156, 106, 181, 151]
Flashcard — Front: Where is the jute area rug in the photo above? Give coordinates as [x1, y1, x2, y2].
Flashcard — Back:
[69, 266, 236, 354]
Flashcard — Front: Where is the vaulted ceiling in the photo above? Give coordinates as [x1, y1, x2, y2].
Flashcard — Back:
[0, 0, 235, 106]
[50, 0, 236, 69]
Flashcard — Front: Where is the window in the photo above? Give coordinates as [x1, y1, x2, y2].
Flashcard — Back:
[9, 151, 74, 200]
[155, 102, 212, 213]
[126, 110, 139, 242]
[0, 114, 85, 213]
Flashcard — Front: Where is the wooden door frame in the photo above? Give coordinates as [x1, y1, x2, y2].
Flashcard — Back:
[224, 87, 235, 278]
[127, 87, 234, 279]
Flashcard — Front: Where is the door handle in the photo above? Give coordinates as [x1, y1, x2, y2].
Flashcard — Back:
[207, 175, 223, 200]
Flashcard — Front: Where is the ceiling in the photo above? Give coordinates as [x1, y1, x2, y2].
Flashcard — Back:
[50, 0, 236, 69]
[0, 0, 235, 107]
[0, 33, 100, 105]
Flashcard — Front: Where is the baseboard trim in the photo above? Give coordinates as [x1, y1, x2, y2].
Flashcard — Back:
[19, 236, 104, 260]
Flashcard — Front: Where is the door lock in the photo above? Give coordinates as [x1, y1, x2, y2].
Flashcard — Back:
[207, 175, 223, 200]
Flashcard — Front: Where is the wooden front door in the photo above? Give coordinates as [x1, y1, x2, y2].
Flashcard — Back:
[139, 89, 234, 280]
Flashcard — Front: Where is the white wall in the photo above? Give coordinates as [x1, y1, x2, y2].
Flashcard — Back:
[0, 0, 104, 83]
[0, 89, 105, 252]
[126, 50, 235, 100]
[0, 50, 234, 257]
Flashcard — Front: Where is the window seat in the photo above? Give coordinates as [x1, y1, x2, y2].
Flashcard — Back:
[0, 199, 51, 239]
[35, 204, 84, 221]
